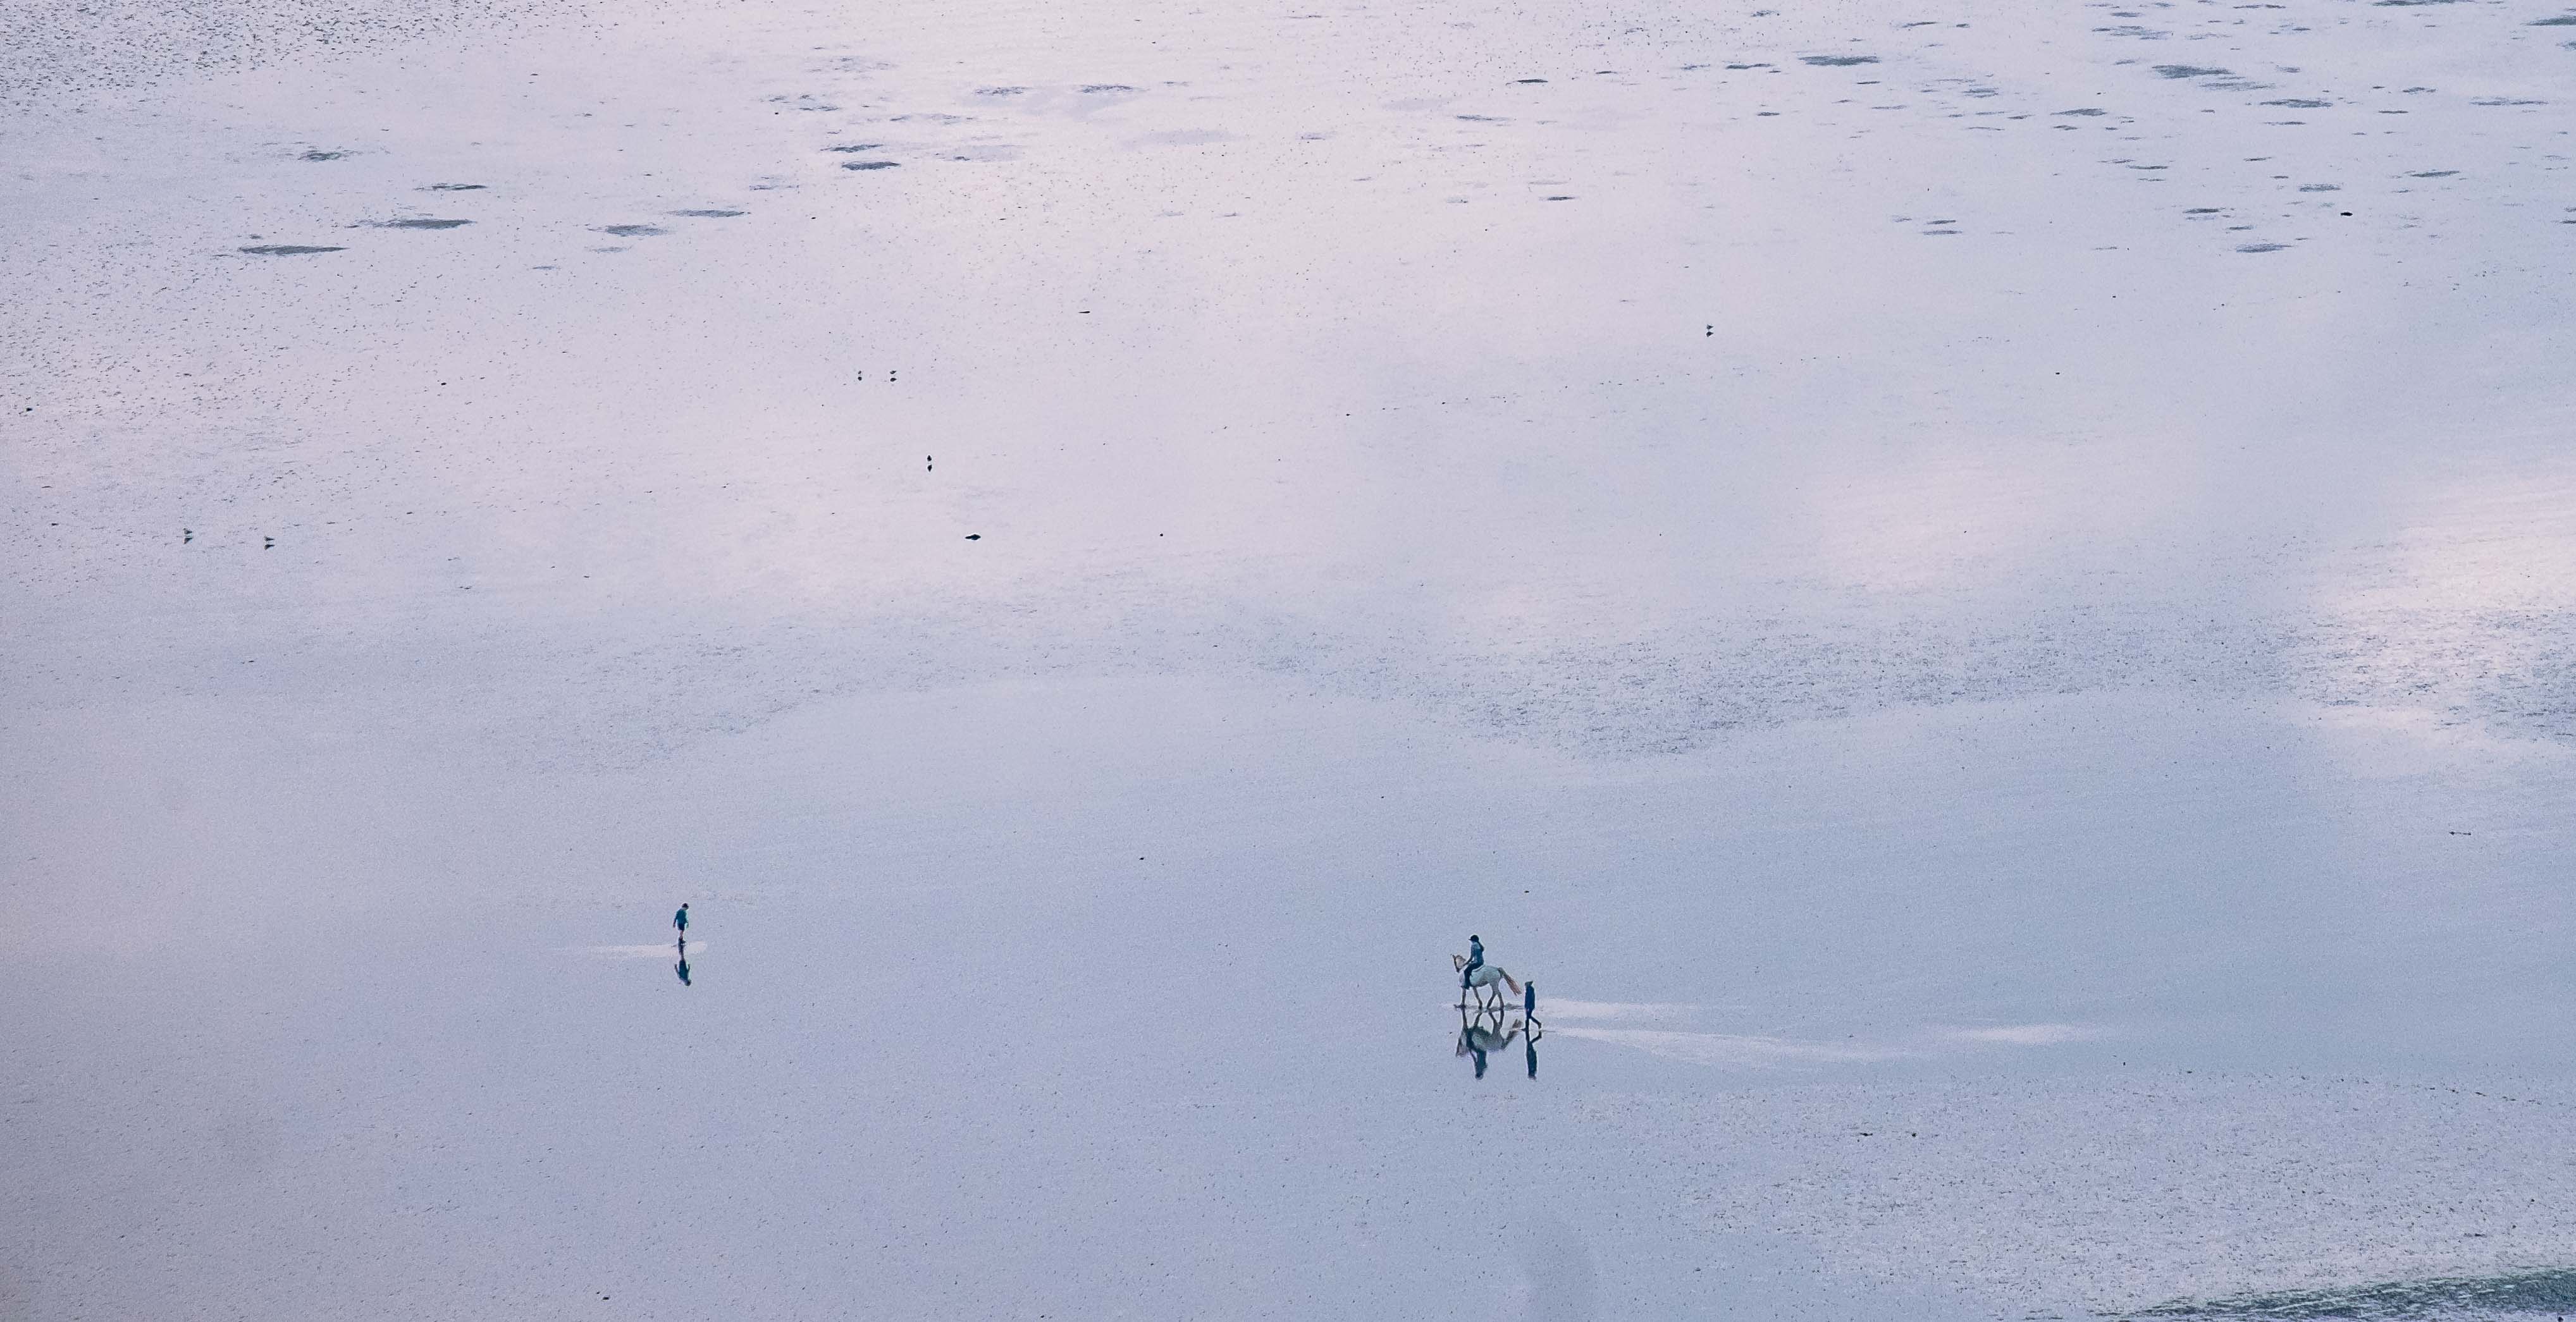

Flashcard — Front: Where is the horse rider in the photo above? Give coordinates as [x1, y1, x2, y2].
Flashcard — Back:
[1461, 934, 1484, 989]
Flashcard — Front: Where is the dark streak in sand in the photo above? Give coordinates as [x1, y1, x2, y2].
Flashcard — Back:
[240, 245, 343, 255]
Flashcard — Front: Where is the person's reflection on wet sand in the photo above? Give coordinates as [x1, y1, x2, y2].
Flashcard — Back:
[674, 952, 691, 986]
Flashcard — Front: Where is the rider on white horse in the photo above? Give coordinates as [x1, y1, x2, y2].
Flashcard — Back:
[1461, 934, 1484, 989]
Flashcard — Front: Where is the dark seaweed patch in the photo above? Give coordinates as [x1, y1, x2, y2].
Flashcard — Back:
[423, 183, 486, 191]
[825, 143, 885, 152]
[2263, 97, 2331, 107]
[374, 218, 472, 230]
[2136, 1267, 2576, 1319]
[2235, 242, 2288, 252]
[1801, 54, 1879, 66]
[2408, 169, 2458, 177]
[2057, 107, 2109, 116]
[841, 160, 901, 170]
[671, 209, 746, 217]
[2153, 64, 2229, 77]
[596, 224, 668, 237]
[1080, 83, 1137, 92]
[2530, 13, 2576, 21]
[299, 149, 349, 161]
[240, 245, 343, 255]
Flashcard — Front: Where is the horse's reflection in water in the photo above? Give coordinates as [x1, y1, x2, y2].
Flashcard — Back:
[1457, 1005, 1539, 1079]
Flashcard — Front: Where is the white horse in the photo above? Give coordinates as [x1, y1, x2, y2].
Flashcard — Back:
[1453, 953, 1521, 1010]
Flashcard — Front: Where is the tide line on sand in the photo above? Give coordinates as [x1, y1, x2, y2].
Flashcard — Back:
[576, 943, 706, 958]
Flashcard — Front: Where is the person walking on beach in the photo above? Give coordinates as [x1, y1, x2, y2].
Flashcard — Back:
[674, 903, 689, 944]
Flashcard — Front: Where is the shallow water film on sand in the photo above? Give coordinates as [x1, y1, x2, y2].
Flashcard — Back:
[5, 0, 2575, 1314]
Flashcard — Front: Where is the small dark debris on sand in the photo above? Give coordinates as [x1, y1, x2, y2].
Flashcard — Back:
[596, 224, 669, 237]
[371, 218, 473, 230]
[240, 245, 344, 255]
[672, 209, 747, 217]
[841, 161, 901, 171]
[1801, 54, 1878, 66]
